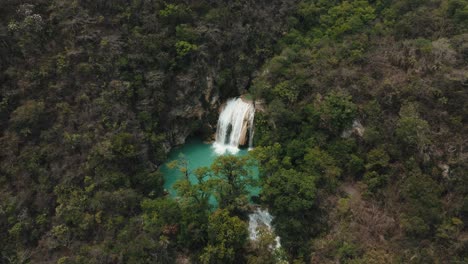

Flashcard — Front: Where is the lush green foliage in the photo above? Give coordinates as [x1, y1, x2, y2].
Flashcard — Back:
[250, 0, 467, 262]
[200, 209, 248, 264]
[0, 0, 293, 263]
[1, 0, 467, 263]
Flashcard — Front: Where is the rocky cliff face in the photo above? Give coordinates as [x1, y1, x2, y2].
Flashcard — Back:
[152, 0, 296, 151]
[162, 70, 220, 149]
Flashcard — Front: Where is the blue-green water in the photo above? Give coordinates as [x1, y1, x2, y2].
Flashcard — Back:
[160, 138, 259, 200]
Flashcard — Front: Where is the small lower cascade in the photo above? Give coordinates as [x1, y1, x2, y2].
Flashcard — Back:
[213, 97, 255, 154]
[248, 208, 281, 249]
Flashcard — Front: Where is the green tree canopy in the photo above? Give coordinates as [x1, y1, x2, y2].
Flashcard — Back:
[200, 209, 248, 264]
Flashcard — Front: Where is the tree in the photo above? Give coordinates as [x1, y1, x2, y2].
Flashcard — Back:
[363, 146, 390, 195]
[263, 169, 316, 215]
[448, 0, 468, 27]
[170, 155, 256, 249]
[174, 166, 213, 210]
[141, 198, 181, 236]
[320, 0, 376, 38]
[7, 4, 45, 55]
[302, 147, 341, 191]
[250, 143, 283, 177]
[9, 100, 46, 137]
[200, 209, 248, 264]
[315, 92, 357, 135]
[139, 198, 181, 263]
[175, 40, 198, 57]
[396, 102, 431, 152]
[261, 168, 319, 257]
[400, 170, 442, 238]
[210, 155, 257, 214]
[174, 167, 213, 250]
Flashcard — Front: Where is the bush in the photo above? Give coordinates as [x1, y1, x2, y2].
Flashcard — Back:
[316, 92, 357, 135]
[9, 100, 46, 136]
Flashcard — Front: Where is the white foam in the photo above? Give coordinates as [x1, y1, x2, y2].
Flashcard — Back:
[212, 142, 240, 155]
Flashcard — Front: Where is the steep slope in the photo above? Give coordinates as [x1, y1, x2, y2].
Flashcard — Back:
[0, 1, 294, 262]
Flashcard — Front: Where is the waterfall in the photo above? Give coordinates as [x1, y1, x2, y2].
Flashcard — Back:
[213, 98, 255, 154]
[248, 109, 255, 151]
[248, 208, 281, 248]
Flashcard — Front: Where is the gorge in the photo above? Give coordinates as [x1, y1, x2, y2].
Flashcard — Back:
[2, 1, 465, 262]
[162, 97, 279, 246]
[162, 97, 257, 197]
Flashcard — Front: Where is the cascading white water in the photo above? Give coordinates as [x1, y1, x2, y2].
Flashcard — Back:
[213, 98, 255, 154]
[248, 109, 255, 151]
[248, 208, 281, 248]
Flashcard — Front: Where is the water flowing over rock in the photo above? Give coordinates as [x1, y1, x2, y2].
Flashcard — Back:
[213, 98, 255, 154]
[248, 208, 281, 248]
[342, 119, 365, 138]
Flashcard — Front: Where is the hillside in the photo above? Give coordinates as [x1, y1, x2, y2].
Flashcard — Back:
[1, 0, 467, 263]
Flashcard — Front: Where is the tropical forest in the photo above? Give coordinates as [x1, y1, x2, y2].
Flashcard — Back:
[0, 0, 467, 263]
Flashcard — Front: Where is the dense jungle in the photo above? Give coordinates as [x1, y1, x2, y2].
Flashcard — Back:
[0, 0, 467, 263]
